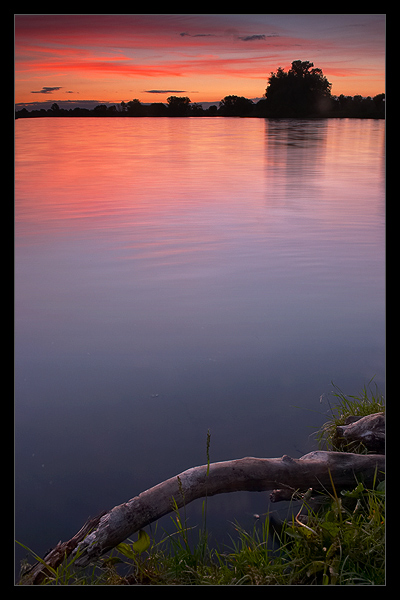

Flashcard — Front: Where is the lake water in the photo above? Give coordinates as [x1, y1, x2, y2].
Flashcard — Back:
[15, 117, 385, 569]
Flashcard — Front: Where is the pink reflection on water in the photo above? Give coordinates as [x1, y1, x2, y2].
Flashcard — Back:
[15, 118, 384, 250]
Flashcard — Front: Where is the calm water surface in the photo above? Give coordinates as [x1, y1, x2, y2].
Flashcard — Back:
[15, 117, 385, 566]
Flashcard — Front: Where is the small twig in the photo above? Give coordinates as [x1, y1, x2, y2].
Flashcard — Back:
[295, 488, 318, 535]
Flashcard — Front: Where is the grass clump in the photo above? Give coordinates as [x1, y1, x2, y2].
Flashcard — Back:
[316, 379, 385, 453]
[279, 479, 385, 585]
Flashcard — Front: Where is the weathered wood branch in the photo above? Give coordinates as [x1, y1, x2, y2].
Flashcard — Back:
[19, 434, 385, 584]
[334, 412, 385, 453]
[73, 451, 383, 566]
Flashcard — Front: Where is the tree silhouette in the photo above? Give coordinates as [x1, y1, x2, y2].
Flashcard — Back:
[148, 103, 168, 116]
[125, 99, 145, 116]
[265, 61, 332, 117]
[218, 95, 254, 116]
[93, 104, 108, 115]
[167, 96, 191, 116]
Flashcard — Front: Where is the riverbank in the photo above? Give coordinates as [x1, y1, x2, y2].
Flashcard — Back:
[17, 383, 385, 586]
[15, 93, 385, 119]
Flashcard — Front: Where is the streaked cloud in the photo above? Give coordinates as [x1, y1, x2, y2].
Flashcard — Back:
[179, 32, 217, 38]
[238, 33, 281, 41]
[31, 86, 62, 94]
[238, 34, 267, 41]
[144, 90, 187, 94]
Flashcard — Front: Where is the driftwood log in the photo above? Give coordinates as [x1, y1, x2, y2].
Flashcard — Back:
[73, 450, 384, 567]
[334, 412, 385, 454]
[19, 511, 108, 585]
[19, 444, 385, 584]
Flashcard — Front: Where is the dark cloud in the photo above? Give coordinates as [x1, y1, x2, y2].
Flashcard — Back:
[180, 31, 278, 42]
[180, 30, 279, 43]
[238, 34, 266, 41]
[144, 89, 187, 94]
[179, 32, 216, 37]
[31, 86, 63, 94]
[238, 33, 280, 41]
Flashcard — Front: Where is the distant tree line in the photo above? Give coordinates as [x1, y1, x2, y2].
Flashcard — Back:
[15, 61, 385, 120]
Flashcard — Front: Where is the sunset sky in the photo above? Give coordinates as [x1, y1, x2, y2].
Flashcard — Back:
[15, 14, 385, 108]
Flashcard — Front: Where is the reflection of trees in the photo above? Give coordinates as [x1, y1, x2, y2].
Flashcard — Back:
[264, 119, 329, 208]
[264, 118, 385, 237]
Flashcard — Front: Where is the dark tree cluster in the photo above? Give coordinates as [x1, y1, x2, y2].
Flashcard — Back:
[15, 61, 385, 120]
[332, 93, 385, 118]
[262, 61, 384, 118]
[264, 60, 332, 117]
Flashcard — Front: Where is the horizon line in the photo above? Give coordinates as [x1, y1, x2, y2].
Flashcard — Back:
[15, 90, 384, 111]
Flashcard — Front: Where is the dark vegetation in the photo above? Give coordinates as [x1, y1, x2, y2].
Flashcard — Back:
[15, 61, 385, 120]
